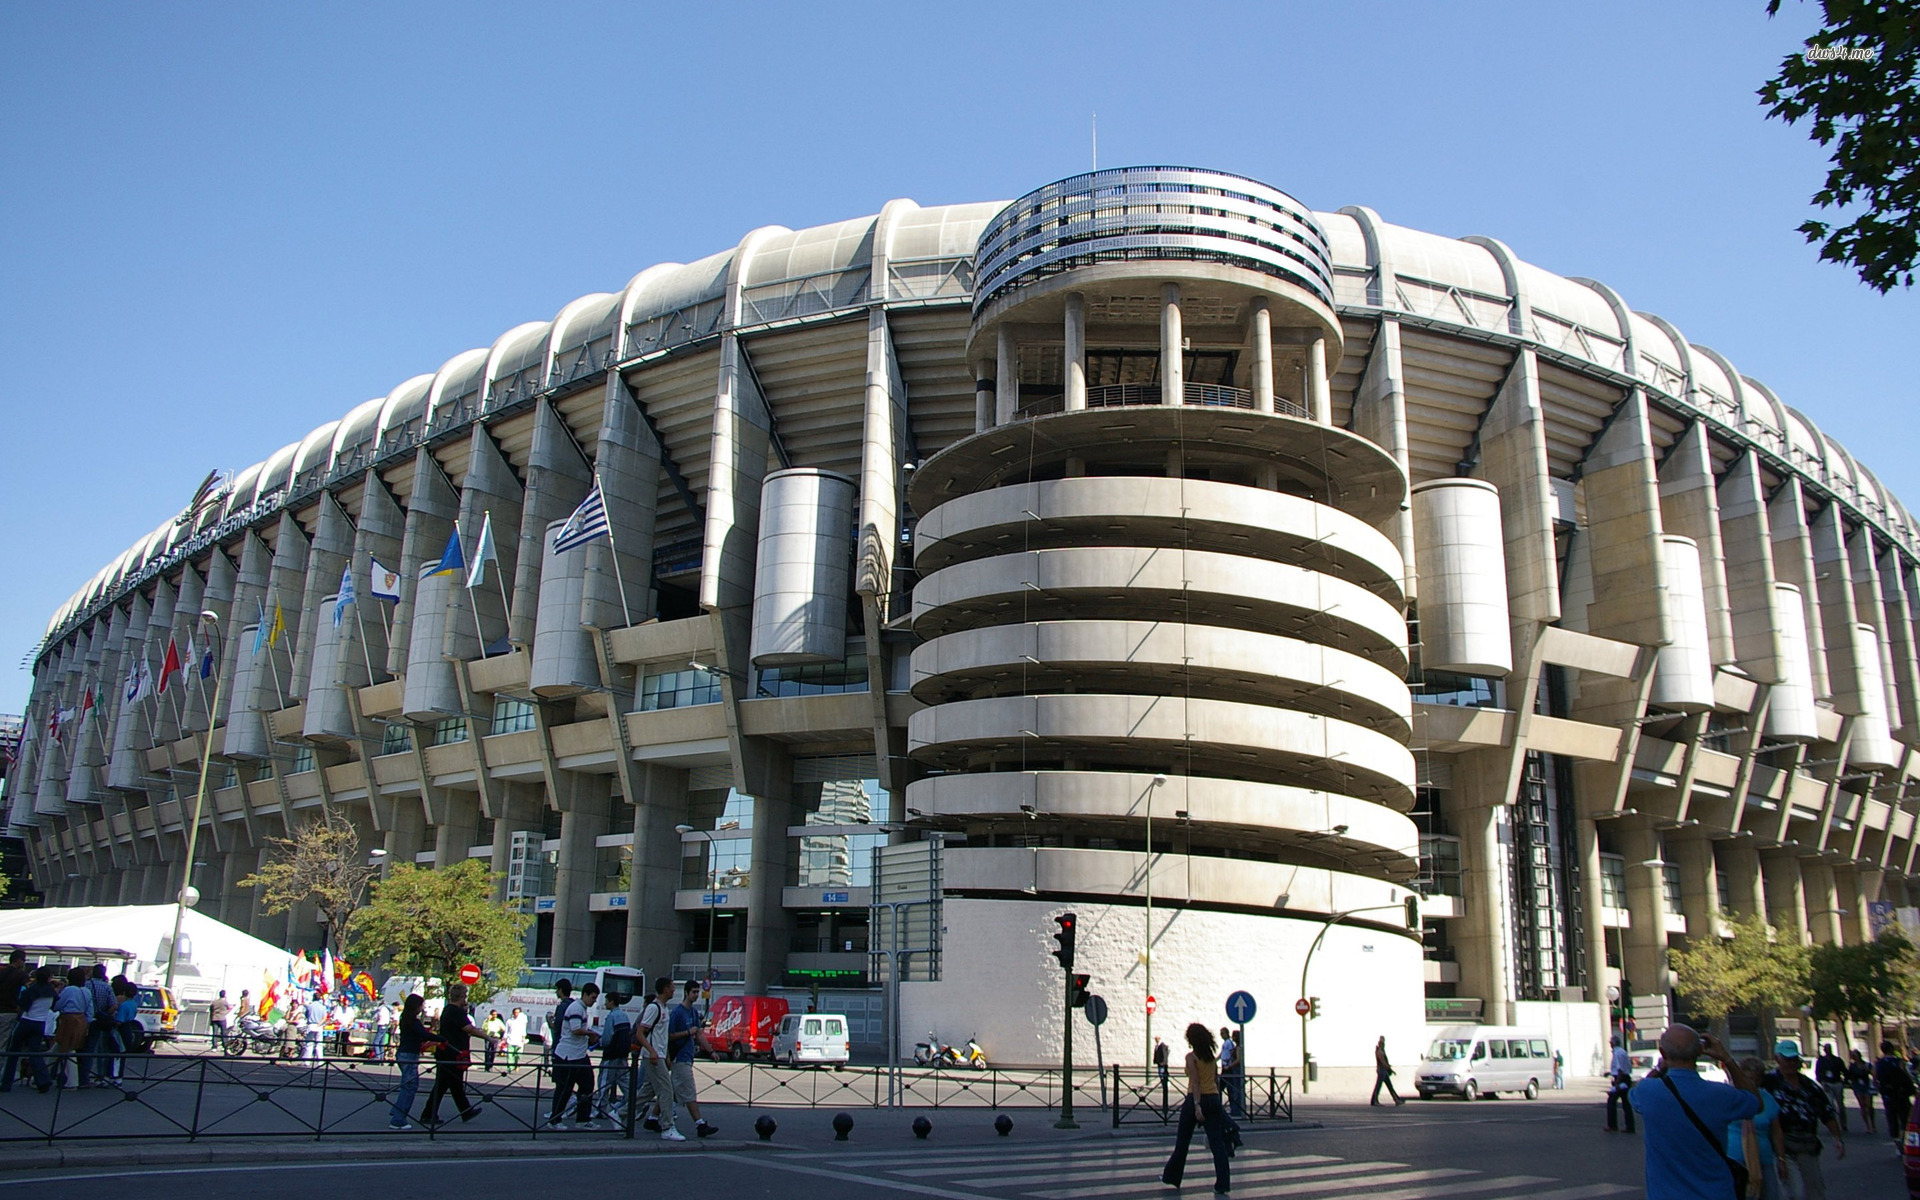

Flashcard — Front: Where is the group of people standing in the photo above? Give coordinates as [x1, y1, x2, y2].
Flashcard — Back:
[381, 975, 718, 1142]
[0, 950, 145, 1093]
[1810, 1038, 1918, 1138]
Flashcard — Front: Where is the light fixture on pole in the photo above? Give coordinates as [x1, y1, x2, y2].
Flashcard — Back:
[676, 822, 720, 1007]
[165, 611, 224, 997]
[1144, 773, 1166, 1066]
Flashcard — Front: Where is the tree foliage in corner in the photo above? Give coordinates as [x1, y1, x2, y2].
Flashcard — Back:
[1808, 929, 1920, 1024]
[1760, 1, 1920, 291]
[1670, 911, 1811, 1042]
[237, 813, 377, 947]
[346, 860, 529, 1004]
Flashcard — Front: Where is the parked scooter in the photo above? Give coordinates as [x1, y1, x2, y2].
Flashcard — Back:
[957, 1034, 988, 1070]
[913, 1031, 946, 1066]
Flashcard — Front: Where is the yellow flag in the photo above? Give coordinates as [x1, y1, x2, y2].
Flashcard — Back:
[267, 601, 286, 648]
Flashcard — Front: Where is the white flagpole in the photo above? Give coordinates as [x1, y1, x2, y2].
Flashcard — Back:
[596, 473, 634, 628]
[489, 515, 513, 648]
[353, 593, 378, 684]
[464, 521, 487, 655]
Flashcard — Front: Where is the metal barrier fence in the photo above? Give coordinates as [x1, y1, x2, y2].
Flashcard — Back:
[0, 1050, 1262, 1143]
[1110, 1066, 1293, 1128]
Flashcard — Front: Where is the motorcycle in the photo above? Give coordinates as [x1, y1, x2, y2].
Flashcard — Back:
[913, 1031, 946, 1066]
[958, 1035, 988, 1070]
[913, 1031, 988, 1069]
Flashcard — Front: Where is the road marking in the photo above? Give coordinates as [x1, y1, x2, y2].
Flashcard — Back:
[1034, 1165, 1475, 1200]
[709, 1152, 1009, 1200]
[956, 1154, 1332, 1189]
[1230, 1174, 1555, 1200]
[889, 1145, 1190, 1179]
[837, 1144, 1179, 1171]
[1024, 1159, 1408, 1198]
[1512, 1188, 1636, 1200]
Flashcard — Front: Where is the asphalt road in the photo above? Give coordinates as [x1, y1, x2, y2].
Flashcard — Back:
[11, 1091, 1910, 1199]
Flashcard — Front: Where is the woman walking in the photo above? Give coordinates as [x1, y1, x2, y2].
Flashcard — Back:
[1162, 1022, 1235, 1194]
[420, 983, 490, 1126]
[387, 994, 429, 1130]
[1846, 1048, 1876, 1133]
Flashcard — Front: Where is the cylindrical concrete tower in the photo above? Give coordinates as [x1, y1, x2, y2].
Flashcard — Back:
[900, 167, 1420, 1070]
[1411, 478, 1513, 677]
[1651, 536, 1714, 712]
[749, 468, 856, 667]
[1767, 582, 1820, 741]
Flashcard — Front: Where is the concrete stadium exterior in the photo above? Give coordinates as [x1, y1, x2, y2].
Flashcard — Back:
[10, 165, 1919, 1070]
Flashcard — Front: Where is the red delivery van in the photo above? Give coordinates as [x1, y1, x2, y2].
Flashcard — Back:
[699, 995, 791, 1060]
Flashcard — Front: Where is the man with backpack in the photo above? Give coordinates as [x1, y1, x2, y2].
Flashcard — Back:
[1877, 1038, 1917, 1143]
[593, 985, 636, 1121]
[544, 979, 599, 1129]
[633, 977, 678, 1137]
[1764, 1040, 1846, 1200]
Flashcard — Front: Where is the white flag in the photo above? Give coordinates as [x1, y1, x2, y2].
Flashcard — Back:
[466, 511, 498, 590]
[369, 558, 401, 601]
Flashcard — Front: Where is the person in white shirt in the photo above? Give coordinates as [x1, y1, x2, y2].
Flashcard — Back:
[631, 977, 679, 1137]
[302, 995, 328, 1061]
[371, 1002, 395, 1061]
[505, 1008, 528, 1070]
[1607, 1035, 1636, 1133]
[544, 980, 600, 1128]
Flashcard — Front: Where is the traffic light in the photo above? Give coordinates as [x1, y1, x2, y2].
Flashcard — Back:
[1068, 973, 1091, 1008]
[1405, 895, 1420, 930]
[1052, 912, 1077, 970]
[1309, 996, 1322, 1019]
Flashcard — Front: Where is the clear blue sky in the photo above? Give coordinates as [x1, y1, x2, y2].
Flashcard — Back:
[2, 1, 1912, 714]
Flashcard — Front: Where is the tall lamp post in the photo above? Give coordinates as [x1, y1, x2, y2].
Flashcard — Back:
[1297, 901, 1413, 1094]
[165, 611, 224, 997]
[675, 823, 719, 1008]
[1143, 773, 1165, 1065]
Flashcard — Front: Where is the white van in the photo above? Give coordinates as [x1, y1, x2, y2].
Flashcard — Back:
[1414, 1025, 1553, 1101]
[772, 1012, 851, 1068]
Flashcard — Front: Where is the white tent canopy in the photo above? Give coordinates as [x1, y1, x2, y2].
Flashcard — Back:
[0, 906, 296, 1005]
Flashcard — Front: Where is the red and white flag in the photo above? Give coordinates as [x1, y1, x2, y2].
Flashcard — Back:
[157, 637, 183, 695]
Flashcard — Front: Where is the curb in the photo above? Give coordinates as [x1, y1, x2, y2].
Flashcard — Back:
[0, 1135, 764, 1174]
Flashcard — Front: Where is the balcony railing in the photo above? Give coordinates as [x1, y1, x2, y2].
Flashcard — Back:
[1016, 381, 1302, 420]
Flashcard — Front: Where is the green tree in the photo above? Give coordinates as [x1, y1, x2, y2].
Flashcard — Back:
[1670, 911, 1812, 1044]
[1811, 930, 1920, 1027]
[1760, 1, 1920, 291]
[346, 860, 529, 1004]
[237, 813, 377, 950]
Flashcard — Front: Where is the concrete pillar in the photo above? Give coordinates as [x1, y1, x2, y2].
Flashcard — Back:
[744, 789, 794, 994]
[973, 358, 994, 434]
[1617, 817, 1673, 1001]
[625, 764, 690, 977]
[1669, 830, 1721, 945]
[1769, 478, 1830, 699]
[1761, 849, 1809, 933]
[1249, 298, 1274, 414]
[549, 780, 612, 969]
[1658, 422, 1737, 665]
[995, 326, 1018, 426]
[1063, 293, 1087, 412]
[1308, 334, 1330, 425]
[1450, 753, 1513, 1025]
[1576, 815, 1612, 1003]
[1717, 453, 1788, 683]
[433, 792, 482, 869]
[1160, 284, 1183, 406]
[1803, 859, 1843, 944]
[510, 399, 593, 649]
[1721, 838, 1766, 919]
[488, 784, 545, 895]
[383, 795, 427, 867]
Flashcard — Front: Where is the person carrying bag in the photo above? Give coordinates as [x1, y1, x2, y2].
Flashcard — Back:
[1660, 1071, 1750, 1200]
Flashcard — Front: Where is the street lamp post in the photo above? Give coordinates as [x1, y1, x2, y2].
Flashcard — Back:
[676, 823, 719, 1006]
[165, 611, 224, 998]
[1144, 773, 1164, 1065]
[1297, 901, 1410, 1095]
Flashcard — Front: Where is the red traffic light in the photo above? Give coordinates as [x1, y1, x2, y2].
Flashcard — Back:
[1052, 911, 1077, 970]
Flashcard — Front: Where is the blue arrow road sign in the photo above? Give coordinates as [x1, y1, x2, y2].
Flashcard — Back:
[1226, 990, 1257, 1024]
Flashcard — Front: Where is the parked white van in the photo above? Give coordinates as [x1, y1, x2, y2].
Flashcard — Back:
[772, 1012, 851, 1068]
[1414, 1026, 1553, 1101]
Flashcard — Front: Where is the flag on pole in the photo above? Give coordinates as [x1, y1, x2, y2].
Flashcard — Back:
[157, 637, 183, 695]
[199, 641, 215, 679]
[369, 558, 401, 601]
[552, 482, 609, 553]
[423, 529, 465, 579]
[125, 660, 151, 703]
[466, 511, 498, 589]
[253, 600, 269, 655]
[320, 948, 335, 996]
[333, 564, 355, 628]
[184, 631, 199, 680]
[80, 687, 95, 719]
[266, 602, 286, 649]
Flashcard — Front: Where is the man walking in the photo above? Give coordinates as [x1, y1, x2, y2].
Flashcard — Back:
[1628, 1024, 1759, 1200]
[545, 979, 598, 1128]
[1154, 1036, 1170, 1089]
[1813, 1042, 1847, 1132]
[505, 1007, 527, 1070]
[370, 999, 394, 1061]
[1218, 1027, 1245, 1117]
[84, 964, 115, 1086]
[1606, 1035, 1635, 1134]
[1370, 1035, 1406, 1106]
[594, 986, 635, 1120]
[209, 989, 232, 1053]
[665, 980, 718, 1139]
[1765, 1039, 1846, 1199]
[302, 993, 328, 1061]
[1876, 1039, 1917, 1142]
[634, 977, 677, 1136]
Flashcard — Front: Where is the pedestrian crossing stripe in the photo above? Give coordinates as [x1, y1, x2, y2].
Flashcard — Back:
[1025, 1159, 1413, 1199]
[956, 1154, 1332, 1189]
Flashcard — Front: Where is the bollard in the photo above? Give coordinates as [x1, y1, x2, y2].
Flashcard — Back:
[994, 1113, 1013, 1136]
[832, 1111, 854, 1140]
[912, 1116, 932, 1139]
[755, 1114, 778, 1141]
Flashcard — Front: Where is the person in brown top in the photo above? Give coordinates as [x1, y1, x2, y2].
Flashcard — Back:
[1162, 1022, 1233, 1194]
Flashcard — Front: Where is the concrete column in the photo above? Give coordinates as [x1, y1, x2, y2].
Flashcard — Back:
[383, 795, 427, 868]
[995, 326, 1018, 426]
[1669, 830, 1721, 945]
[625, 764, 689, 977]
[1063, 293, 1087, 412]
[549, 780, 613, 969]
[1617, 817, 1673, 1001]
[1160, 284, 1183, 406]
[973, 358, 994, 434]
[1450, 753, 1513, 1024]
[1658, 422, 1737, 665]
[744, 789, 794, 994]
[487, 784, 545, 896]
[1350, 317, 1414, 597]
[1308, 334, 1330, 425]
[433, 792, 482, 869]
[1761, 849, 1809, 933]
[1718, 453, 1788, 684]
[1802, 859, 1843, 944]
[1576, 815, 1612, 1003]
[1721, 838, 1766, 918]
[1249, 298, 1274, 414]
[1769, 478, 1830, 699]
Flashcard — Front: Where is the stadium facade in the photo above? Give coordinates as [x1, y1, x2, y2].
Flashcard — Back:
[9, 166, 1918, 1069]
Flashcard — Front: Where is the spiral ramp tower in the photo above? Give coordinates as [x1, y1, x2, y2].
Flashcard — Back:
[897, 168, 1425, 1064]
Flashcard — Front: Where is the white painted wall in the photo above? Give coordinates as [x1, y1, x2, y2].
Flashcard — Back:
[1512, 999, 1610, 1079]
[900, 897, 1425, 1070]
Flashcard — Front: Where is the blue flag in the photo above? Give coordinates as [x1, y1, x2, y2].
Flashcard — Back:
[333, 565, 355, 628]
